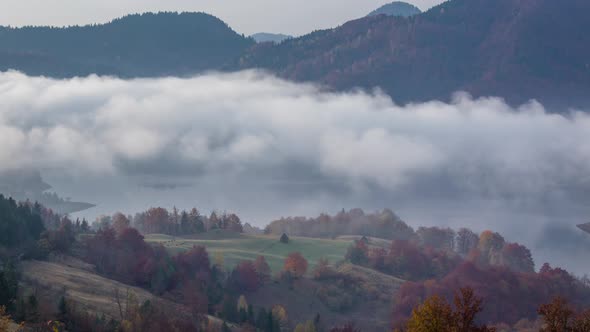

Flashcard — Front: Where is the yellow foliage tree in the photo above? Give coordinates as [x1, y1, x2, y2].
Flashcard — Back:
[407, 295, 454, 332]
[294, 320, 317, 332]
[214, 252, 225, 268]
[272, 304, 288, 328]
[237, 295, 248, 312]
[0, 306, 11, 332]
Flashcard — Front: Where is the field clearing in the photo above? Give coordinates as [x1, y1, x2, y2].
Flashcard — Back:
[146, 231, 353, 273]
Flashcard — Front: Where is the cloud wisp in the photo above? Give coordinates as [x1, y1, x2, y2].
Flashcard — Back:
[1, 70, 590, 194]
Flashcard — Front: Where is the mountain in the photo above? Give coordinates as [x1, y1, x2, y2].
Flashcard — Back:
[238, 0, 590, 109]
[579, 223, 590, 235]
[0, 12, 254, 77]
[367, 1, 422, 17]
[251, 32, 293, 44]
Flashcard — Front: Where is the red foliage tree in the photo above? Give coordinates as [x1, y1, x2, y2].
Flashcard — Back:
[173, 245, 211, 287]
[232, 260, 260, 292]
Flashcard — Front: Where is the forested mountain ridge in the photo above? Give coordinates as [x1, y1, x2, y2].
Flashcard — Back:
[238, 0, 590, 109]
[0, 12, 254, 77]
[0, 1, 589, 109]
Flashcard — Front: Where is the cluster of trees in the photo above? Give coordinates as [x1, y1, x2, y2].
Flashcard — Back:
[336, 224, 590, 328]
[266, 209, 415, 240]
[269, 210, 534, 276]
[401, 287, 495, 332]
[94, 207, 244, 236]
[0, 262, 18, 312]
[345, 226, 536, 281]
[346, 239, 460, 280]
[397, 290, 590, 332]
[393, 262, 590, 327]
[86, 227, 177, 292]
[0, 195, 45, 253]
[412, 227, 535, 273]
[538, 297, 590, 332]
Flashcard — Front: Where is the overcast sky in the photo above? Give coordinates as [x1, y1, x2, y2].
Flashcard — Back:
[0, 0, 444, 36]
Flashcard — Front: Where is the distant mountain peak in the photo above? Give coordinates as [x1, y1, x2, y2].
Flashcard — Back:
[367, 1, 422, 17]
[251, 32, 293, 44]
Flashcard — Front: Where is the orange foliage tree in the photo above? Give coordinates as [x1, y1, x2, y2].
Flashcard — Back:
[283, 252, 308, 278]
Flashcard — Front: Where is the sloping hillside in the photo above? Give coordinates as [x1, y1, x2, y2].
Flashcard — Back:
[0, 12, 254, 77]
[19, 259, 188, 319]
[239, 0, 590, 109]
[244, 263, 404, 331]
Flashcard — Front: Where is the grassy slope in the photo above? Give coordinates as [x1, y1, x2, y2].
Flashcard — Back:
[146, 230, 353, 273]
[19, 258, 235, 329]
[19, 259, 187, 319]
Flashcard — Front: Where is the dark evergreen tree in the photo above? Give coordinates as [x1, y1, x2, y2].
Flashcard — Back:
[280, 233, 289, 244]
[0, 262, 18, 310]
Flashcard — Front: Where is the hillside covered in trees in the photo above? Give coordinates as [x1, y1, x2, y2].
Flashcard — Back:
[1, 196, 590, 331]
[238, 0, 590, 109]
[0, 12, 254, 77]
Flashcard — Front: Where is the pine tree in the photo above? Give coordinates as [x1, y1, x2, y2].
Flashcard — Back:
[280, 233, 289, 244]
[27, 294, 39, 323]
[58, 296, 67, 321]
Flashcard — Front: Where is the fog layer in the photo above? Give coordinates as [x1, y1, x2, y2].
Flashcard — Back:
[0, 71, 588, 273]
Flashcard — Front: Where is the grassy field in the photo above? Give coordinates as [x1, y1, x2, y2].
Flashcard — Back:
[145, 230, 353, 273]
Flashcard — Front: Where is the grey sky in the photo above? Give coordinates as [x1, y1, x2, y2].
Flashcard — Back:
[0, 0, 444, 36]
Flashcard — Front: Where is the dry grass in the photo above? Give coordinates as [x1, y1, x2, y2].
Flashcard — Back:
[19, 260, 183, 320]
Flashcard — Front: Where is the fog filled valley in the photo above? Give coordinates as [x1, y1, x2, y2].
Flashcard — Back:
[1, 0, 590, 331]
[1, 71, 589, 275]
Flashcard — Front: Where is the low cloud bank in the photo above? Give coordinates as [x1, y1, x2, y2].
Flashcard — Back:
[0, 70, 589, 273]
